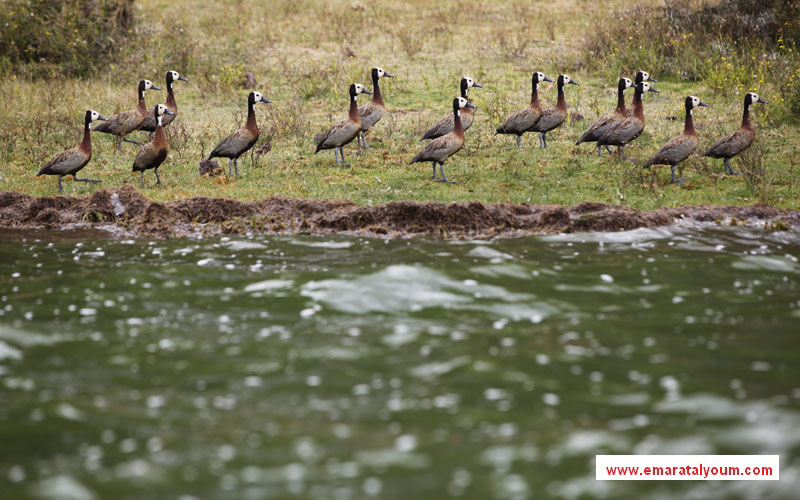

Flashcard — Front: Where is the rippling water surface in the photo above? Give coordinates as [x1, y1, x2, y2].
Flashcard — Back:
[1, 225, 799, 500]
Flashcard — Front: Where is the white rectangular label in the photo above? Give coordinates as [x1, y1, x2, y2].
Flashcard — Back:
[596, 455, 779, 480]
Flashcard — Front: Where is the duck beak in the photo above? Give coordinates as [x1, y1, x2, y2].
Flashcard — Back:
[698, 101, 709, 107]
[466, 102, 478, 109]
[164, 109, 176, 115]
[757, 97, 768, 104]
[543, 76, 555, 83]
[472, 82, 483, 88]
[151, 85, 162, 91]
[361, 89, 373, 95]
[648, 76, 658, 82]
[261, 97, 272, 103]
[648, 87, 660, 93]
[568, 80, 580, 86]
[384, 73, 394, 78]
[178, 76, 189, 82]
[97, 114, 108, 121]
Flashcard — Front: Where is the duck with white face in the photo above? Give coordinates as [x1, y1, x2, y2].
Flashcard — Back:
[420, 76, 483, 140]
[37, 110, 107, 193]
[496, 72, 554, 149]
[358, 67, 394, 148]
[133, 104, 176, 187]
[208, 91, 272, 177]
[529, 74, 579, 149]
[139, 70, 189, 135]
[94, 79, 161, 151]
[576, 77, 634, 155]
[410, 97, 477, 183]
[597, 81, 659, 160]
[645, 95, 709, 184]
[315, 83, 372, 165]
[701, 92, 767, 175]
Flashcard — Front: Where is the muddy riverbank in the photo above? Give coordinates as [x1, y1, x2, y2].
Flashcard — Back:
[1, 186, 797, 239]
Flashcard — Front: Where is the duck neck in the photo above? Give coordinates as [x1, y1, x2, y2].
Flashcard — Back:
[80, 118, 92, 154]
[453, 108, 464, 137]
[372, 75, 384, 106]
[742, 102, 752, 129]
[530, 82, 540, 108]
[633, 90, 644, 120]
[556, 83, 567, 111]
[166, 80, 177, 110]
[349, 94, 360, 122]
[683, 106, 696, 136]
[154, 118, 167, 146]
[246, 102, 258, 132]
[137, 88, 147, 115]
[616, 85, 627, 115]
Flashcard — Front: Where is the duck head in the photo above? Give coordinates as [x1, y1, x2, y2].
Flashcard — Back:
[140, 79, 161, 92]
[685, 95, 708, 114]
[533, 72, 554, 85]
[618, 77, 634, 91]
[249, 91, 272, 105]
[372, 67, 393, 79]
[559, 74, 579, 87]
[85, 110, 107, 123]
[350, 83, 372, 100]
[745, 92, 768, 106]
[167, 70, 189, 84]
[637, 81, 659, 96]
[635, 71, 657, 84]
[453, 96, 478, 114]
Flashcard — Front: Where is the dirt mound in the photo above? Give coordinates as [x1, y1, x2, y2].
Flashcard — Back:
[1, 188, 797, 239]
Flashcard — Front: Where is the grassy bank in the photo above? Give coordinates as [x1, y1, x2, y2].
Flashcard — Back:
[1, 0, 798, 209]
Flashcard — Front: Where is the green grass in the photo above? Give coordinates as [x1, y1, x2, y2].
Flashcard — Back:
[1, 0, 798, 209]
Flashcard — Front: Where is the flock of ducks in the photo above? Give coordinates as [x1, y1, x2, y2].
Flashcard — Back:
[36, 67, 767, 192]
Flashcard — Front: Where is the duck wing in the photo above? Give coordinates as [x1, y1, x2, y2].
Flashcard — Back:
[497, 107, 541, 135]
[93, 109, 144, 136]
[410, 133, 464, 164]
[577, 112, 620, 144]
[702, 128, 754, 158]
[645, 134, 698, 167]
[529, 107, 566, 133]
[421, 113, 454, 140]
[315, 119, 360, 152]
[598, 116, 643, 146]
[210, 128, 258, 159]
[358, 102, 385, 131]
[38, 148, 88, 176]
[133, 143, 167, 172]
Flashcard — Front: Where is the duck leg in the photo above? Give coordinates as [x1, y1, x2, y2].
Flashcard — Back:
[140, 172, 145, 188]
[605, 145, 613, 155]
[155, 167, 163, 186]
[724, 158, 740, 175]
[361, 132, 371, 149]
[339, 147, 348, 166]
[58, 175, 64, 193]
[516, 136, 521, 149]
[234, 159, 239, 176]
[334, 148, 341, 164]
[123, 137, 143, 146]
[227, 159, 233, 176]
[431, 162, 439, 180]
[437, 163, 457, 184]
[538, 133, 544, 149]
[597, 145, 602, 156]
[116, 138, 122, 152]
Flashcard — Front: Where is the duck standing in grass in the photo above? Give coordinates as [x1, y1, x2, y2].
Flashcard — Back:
[133, 104, 174, 187]
[358, 67, 393, 148]
[421, 77, 482, 140]
[139, 70, 188, 140]
[597, 81, 659, 160]
[315, 83, 372, 165]
[529, 74, 579, 149]
[93, 79, 160, 151]
[37, 110, 107, 193]
[410, 97, 476, 183]
[495, 72, 554, 149]
[645, 96, 708, 184]
[701, 92, 767, 175]
[575, 77, 633, 155]
[208, 91, 272, 176]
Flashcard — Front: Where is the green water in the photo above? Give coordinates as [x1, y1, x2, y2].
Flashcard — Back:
[1, 226, 799, 500]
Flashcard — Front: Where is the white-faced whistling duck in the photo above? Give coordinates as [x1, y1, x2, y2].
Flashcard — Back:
[495, 72, 554, 149]
[410, 97, 477, 183]
[37, 110, 107, 193]
[140, 70, 188, 136]
[701, 92, 767, 175]
[133, 104, 175, 187]
[93, 79, 160, 151]
[358, 67, 393, 148]
[529, 74, 579, 149]
[315, 83, 372, 165]
[628, 71, 657, 116]
[597, 81, 659, 160]
[208, 91, 272, 176]
[645, 96, 708, 184]
[420, 77, 482, 140]
[576, 77, 633, 155]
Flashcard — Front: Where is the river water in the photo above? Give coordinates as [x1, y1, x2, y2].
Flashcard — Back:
[1, 225, 799, 500]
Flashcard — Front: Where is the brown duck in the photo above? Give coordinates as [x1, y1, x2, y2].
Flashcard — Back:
[133, 104, 175, 187]
[37, 110, 107, 193]
[576, 77, 633, 155]
[597, 81, 659, 160]
[410, 97, 476, 183]
[357, 67, 393, 148]
[701, 92, 767, 175]
[93, 79, 160, 150]
[209, 91, 272, 176]
[645, 96, 708, 184]
[315, 83, 372, 165]
[421, 77, 482, 140]
[140, 70, 188, 136]
[627, 70, 658, 117]
[495, 72, 554, 149]
[529, 74, 579, 148]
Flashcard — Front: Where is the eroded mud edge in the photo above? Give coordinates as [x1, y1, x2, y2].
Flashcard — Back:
[1, 186, 798, 240]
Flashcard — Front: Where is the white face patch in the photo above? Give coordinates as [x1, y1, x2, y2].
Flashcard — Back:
[376, 68, 384, 77]
[457, 97, 469, 108]
[144, 80, 154, 90]
[640, 71, 650, 81]
[641, 82, 651, 92]
[624, 78, 633, 88]
[355, 84, 366, 94]
[90, 111, 100, 121]
[749, 92, 759, 102]
[253, 92, 263, 102]
[171, 71, 180, 81]
[536, 72, 544, 82]
[158, 104, 168, 115]
[464, 77, 475, 88]
[562, 75, 572, 84]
